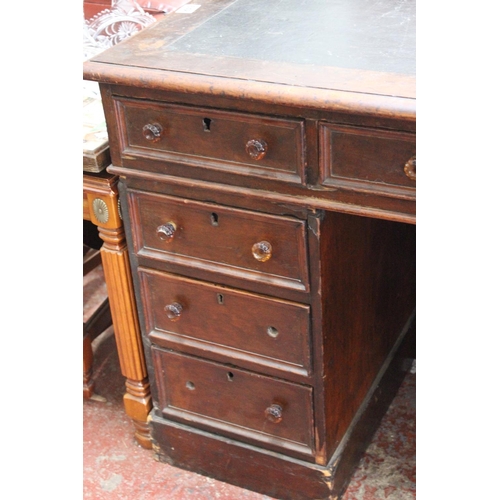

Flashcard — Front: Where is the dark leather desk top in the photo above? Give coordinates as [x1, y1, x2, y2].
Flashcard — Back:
[166, 0, 415, 81]
[83, 0, 416, 224]
[84, 0, 415, 120]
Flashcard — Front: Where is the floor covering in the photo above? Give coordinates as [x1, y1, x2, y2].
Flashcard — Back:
[83, 264, 416, 500]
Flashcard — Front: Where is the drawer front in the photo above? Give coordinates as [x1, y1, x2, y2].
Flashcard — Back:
[128, 191, 309, 292]
[319, 123, 416, 194]
[115, 98, 305, 183]
[140, 269, 311, 377]
[152, 347, 315, 457]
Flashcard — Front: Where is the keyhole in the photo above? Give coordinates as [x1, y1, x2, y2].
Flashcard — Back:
[217, 293, 224, 305]
[186, 381, 195, 390]
[210, 212, 219, 226]
[203, 117, 212, 132]
[267, 326, 279, 338]
[227, 372, 234, 381]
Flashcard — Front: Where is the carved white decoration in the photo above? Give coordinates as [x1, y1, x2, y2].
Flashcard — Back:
[83, 0, 156, 60]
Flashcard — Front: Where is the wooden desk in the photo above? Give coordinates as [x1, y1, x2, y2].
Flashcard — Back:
[84, 0, 415, 497]
[83, 171, 152, 449]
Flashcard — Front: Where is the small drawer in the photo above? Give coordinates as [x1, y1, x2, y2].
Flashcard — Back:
[319, 123, 416, 194]
[140, 269, 311, 377]
[128, 191, 309, 292]
[114, 98, 305, 183]
[152, 347, 315, 458]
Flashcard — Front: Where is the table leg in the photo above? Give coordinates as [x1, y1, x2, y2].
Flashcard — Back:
[83, 330, 95, 398]
[98, 224, 152, 449]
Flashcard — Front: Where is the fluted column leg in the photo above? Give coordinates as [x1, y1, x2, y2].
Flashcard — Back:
[84, 173, 152, 449]
[98, 224, 152, 449]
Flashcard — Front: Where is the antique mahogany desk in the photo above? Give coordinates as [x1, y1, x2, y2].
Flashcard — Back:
[84, 0, 416, 498]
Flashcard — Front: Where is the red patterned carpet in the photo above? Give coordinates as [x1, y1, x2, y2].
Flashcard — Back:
[84, 264, 416, 500]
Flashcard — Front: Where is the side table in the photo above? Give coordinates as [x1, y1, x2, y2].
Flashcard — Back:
[83, 170, 152, 449]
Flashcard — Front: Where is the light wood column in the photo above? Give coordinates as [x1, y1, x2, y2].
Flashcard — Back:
[84, 172, 152, 448]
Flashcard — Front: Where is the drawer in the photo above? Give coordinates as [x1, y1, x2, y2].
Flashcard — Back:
[140, 268, 311, 378]
[152, 347, 315, 458]
[114, 97, 305, 184]
[128, 190, 310, 292]
[319, 123, 416, 194]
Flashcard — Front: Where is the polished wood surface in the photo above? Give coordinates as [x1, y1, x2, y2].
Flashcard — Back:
[116, 98, 306, 184]
[83, 171, 152, 448]
[84, 0, 416, 497]
[140, 269, 312, 380]
[152, 347, 315, 460]
[127, 190, 310, 293]
[316, 211, 416, 461]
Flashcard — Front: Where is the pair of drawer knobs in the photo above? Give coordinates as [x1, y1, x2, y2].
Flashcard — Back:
[165, 302, 279, 338]
[143, 123, 268, 161]
[156, 222, 272, 262]
[144, 123, 416, 180]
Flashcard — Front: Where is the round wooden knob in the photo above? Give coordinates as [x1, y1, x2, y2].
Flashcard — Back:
[404, 156, 416, 181]
[252, 241, 272, 262]
[156, 222, 177, 241]
[265, 403, 283, 423]
[246, 139, 268, 160]
[165, 302, 183, 320]
[143, 123, 163, 142]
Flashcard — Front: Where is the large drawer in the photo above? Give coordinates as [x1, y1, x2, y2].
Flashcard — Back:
[128, 190, 310, 292]
[114, 97, 305, 184]
[140, 268, 311, 378]
[152, 347, 315, 459]
[319, 123, 416, 195]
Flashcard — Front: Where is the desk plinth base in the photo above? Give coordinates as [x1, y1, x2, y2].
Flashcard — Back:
[150, 320, 415, 500]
